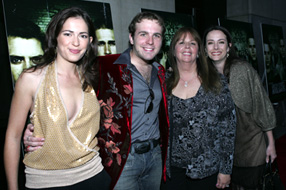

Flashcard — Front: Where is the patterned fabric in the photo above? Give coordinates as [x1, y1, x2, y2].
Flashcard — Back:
[167, 77, 236, 179]
[229, 60, 276, 167]
[96, 49, 169, 189]
[24, 62, 101, 170]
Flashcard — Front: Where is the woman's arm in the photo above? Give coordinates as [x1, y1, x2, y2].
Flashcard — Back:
[265, 130, 277, 163]
[217, 173, 230, 189]
[216, 79, 237, 189]
[4, 73, 34, 190]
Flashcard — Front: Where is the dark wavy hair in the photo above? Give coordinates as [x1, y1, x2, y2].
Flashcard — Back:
[7, 17, 45, 51]
[202, 25, 239, 80]
[29, 6, 98, 91]
[128, 12, 165, 46]
[167, 27, 221, 95]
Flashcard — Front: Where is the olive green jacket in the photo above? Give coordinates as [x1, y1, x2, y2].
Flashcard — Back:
[229, 60, 276, 167]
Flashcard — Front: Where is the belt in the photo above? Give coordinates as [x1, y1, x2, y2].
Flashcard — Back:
[132, 139, 160, 154]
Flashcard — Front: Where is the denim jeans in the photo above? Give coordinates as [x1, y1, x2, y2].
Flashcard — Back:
[114, 144, 162, 190]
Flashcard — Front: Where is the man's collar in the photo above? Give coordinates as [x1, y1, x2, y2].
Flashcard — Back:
[114, 47, 161, 70]
[114, 48, 132, 65]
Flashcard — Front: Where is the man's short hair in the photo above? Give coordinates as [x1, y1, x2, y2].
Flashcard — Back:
[128, 12, 165, 38]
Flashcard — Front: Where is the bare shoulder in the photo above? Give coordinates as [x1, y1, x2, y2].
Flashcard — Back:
[15, 67, 46, 96]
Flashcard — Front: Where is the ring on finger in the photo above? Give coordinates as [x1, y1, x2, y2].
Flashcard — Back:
[25, 145, 31, 152]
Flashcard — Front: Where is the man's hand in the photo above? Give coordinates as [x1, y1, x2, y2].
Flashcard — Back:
[23, 123, 45, 152]
[216, 173, 230, 189]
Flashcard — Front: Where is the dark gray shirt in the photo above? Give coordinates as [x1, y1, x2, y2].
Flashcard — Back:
[128, 62, 162, 143]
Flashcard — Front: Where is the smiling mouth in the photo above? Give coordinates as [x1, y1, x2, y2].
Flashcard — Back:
[211, 52, 221, 56]
[70, 49, 81, 54]
[143, 47, 154, 51]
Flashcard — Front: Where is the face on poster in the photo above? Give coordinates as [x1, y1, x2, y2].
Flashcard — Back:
[262, 24, 286, 101]
[221, 19, 258, 71]
[141, 9, 195, 71]
[3, 0, 115, 85]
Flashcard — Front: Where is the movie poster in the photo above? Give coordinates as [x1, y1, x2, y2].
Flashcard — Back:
[220, 19, 258, 70]
[262, 24, 286, 101]
[3, 0, 115, 86]
[142, 9, 195, 71]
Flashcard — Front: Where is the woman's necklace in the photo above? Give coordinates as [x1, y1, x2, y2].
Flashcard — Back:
[180, 78, 191, 87]
[180, 75, 197, 87]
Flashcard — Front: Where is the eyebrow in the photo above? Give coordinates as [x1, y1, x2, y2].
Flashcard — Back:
[207, 39, 227, 41]
[62, 30, 89, 34]
[138, 31, 162, 35]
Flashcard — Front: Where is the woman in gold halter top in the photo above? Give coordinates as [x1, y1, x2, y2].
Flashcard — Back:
[4, 7, 110, 189]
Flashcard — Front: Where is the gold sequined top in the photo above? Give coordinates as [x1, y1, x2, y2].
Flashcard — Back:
[24, 62, 100, 170]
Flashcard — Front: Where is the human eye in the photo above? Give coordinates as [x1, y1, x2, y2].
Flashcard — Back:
[10, 56, 24, 64]
[108, 41, 116, 46]
[191, 41, 197, 46]
[138, 32, 146, 37]
[63, 32, 72, 37]
[154, 33, 162, 39]
[80, 34, 88, 39]
[219, 40, 225, 44]
[98, 41, 106, 46]
[207, 41, 213, 45]
[31, 56, 43, 64]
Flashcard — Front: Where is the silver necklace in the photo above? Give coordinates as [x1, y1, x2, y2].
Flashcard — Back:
[180, 75, 197, 87]
[180, 78, 191, 87]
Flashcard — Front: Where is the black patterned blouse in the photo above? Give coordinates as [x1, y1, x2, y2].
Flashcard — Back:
[167, 78, 236, 179]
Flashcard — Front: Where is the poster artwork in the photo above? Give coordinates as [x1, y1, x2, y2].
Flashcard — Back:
[262, 24, 286, 101]
[3, 0, 115, 86]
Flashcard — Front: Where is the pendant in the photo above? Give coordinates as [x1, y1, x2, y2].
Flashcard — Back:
[184, 81, 188, 87]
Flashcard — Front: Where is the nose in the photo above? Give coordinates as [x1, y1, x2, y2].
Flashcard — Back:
[147, 36, 154, 45]
[214, 42, 218, 49]
[104, 44, 111, 55]
[24, 57, 33, 68]
[72, 36, 80, 46]
[185, 42, 191, 48]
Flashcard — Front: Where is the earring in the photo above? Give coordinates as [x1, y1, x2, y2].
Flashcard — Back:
[205, 50, 208, 58]
[227, 52, 229, 58]
[197, 54, 199, 58]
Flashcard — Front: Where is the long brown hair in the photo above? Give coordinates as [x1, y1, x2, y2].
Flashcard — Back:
[203, 25, 239, 81]
[28, 7, 98, 91]
[167, 27, 221, 95]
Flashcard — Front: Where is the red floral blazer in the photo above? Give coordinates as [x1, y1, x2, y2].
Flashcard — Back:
[96, 52, 169, 189]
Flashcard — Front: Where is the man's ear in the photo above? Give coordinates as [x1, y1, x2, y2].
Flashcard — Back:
[129, 34, 134, 45]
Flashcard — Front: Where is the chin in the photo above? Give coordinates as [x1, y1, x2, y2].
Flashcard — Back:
[211, 57, 222, 61]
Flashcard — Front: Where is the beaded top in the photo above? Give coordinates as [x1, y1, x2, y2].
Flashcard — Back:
[24, 62, 100, 170]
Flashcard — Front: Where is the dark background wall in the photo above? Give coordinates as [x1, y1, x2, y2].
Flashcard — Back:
[0, 0, 285, 189]
[0, 1, 14, 189]
[175, 0, 227, 35]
